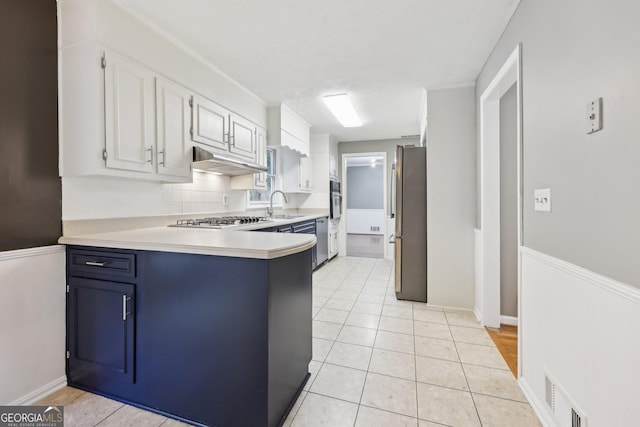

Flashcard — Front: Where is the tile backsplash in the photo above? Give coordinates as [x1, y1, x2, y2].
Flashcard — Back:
[62, 172, 245, 220]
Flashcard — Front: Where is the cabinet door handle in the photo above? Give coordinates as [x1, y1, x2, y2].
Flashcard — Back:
[122, 295, 132, 321]
[147, 146, 153, 164]
[159, 150, 166, 166]
[85, 261, 106, 267]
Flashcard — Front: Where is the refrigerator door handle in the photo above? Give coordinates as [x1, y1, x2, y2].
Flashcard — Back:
[394, 146, 403, 294]
[390, 163, 396, 218]
[389, 235, 402, 244]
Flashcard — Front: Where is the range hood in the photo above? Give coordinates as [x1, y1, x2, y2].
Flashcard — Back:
[192, 146, 268, 176]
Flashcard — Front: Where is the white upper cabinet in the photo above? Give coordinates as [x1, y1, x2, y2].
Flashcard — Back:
[229, 114, 256, 161]
[254, 127, 268, 188]
[267, 104, 311, 157]
[104, 51, 155, 174]
[191, 94, 229, 151]
[155, 77, 192, 179]
[191, 94, 259, 163]
[329, 154, 338, 179]
[280, 147, 312, 193]
[61, 46, 191, 182]
[229, 126, 267, 190]
[58, 1, 269, 182]
[299, 156, 313, 191]
[103, 51, 192, 181]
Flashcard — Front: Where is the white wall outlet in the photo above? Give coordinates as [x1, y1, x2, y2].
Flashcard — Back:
[586, 97, 603, 134]
[534, 188, 551, 212]
[222, 193, 228, 206]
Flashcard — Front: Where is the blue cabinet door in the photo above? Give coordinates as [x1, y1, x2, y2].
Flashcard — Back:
[67, 277, 135, 384]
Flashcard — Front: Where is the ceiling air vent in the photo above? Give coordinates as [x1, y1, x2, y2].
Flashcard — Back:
[545, 372, 586, 427]
[400, 134, 420, 139]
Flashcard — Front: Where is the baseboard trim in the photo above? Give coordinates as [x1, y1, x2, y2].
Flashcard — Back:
[9, 376, 67, 406]
[518, 377, 555, 427]
[500, 315, 518, 326]
[520, 246, 640, 305]
[473, 307, 482, 323]
[0, 245, 64, 262]
[421, 303, 475, 314]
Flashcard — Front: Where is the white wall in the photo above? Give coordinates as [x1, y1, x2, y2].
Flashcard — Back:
[475, 0, 640, 424]
[345, 209, 385, 235]
[0, 247, 66, 405]
[62, 172, 247, 220]
[476, 0, 640, 287]
[519, 249, 640, 426]
[426, 86, 476, 308]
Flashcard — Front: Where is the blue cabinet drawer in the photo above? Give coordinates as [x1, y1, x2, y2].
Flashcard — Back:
[69, 248, 136, 279]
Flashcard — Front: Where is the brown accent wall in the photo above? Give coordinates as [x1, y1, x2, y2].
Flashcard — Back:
[0, 0, 61, 251]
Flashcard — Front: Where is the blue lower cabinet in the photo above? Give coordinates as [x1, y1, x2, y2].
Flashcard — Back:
[67, 277, 135, 384]
[66, 246, 312, 427]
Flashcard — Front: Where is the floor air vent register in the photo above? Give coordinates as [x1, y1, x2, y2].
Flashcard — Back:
[545, 371, 586, 427]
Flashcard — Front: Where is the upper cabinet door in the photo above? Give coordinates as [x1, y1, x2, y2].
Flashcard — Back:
[299, 156, 312, 191]
[191, 95, 229, 151]
[104, 51, 155, 173]
[229, 114, 256, 161]
[156, 78, 192, 178]
[254, 127, 267, 188]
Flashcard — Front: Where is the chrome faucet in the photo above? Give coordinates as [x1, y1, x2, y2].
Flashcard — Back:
[267, 190, 288, 217]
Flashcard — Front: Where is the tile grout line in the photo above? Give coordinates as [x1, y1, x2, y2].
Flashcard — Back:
[307, 257, 368, 426]
[91, 401, 126, 427]
[352, 257, 380, 426]
[307, 257, 398, 426]
[447, 311, 484, 426]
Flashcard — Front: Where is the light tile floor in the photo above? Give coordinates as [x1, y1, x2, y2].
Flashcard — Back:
[39, 256, 541, 427]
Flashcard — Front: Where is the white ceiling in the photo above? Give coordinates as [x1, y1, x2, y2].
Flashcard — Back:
[114, 0, 520, 142]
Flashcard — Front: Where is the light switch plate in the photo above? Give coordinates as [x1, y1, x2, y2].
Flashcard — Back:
[534, 188, 551, 212]
[586, 98, 603, 134]
[222, 193, 228, 206]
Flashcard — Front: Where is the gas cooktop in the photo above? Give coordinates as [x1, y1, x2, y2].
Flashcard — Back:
[168, 216, 270, 229]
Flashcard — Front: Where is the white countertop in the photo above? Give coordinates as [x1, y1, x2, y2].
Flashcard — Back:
[58, 214, 327, 259]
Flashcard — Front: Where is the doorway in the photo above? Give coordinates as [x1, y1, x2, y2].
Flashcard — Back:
[478, 45, 523, 375]
[343, 154, 387, 258]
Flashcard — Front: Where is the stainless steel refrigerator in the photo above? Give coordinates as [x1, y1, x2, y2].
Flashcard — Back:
[391, 145, 427, 302]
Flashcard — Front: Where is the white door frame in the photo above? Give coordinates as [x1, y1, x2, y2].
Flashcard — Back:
[478, 44, 522, 365]
[340, 152, 388, 258]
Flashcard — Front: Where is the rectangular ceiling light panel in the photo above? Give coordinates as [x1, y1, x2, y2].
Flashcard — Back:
[323, 94, 363, 127]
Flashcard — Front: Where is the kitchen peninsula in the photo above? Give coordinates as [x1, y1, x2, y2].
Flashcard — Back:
[59, 227, 315, 427]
